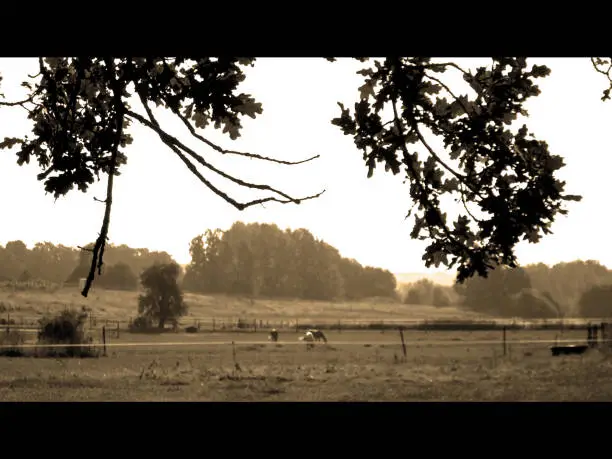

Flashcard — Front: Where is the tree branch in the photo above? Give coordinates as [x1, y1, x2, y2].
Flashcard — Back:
[0, 97, 35, 107]
[425, 73, 474, 119]
[459, 184, 482, 223]
[425, 62, 470, 75]
[411, 122, 482, 198]
[133, 94, 308, 202]
[390, 92, 460, 246]
[170, 105, 320, 166]
[127, 103, 325, 211]
[81, 58, 124, 298]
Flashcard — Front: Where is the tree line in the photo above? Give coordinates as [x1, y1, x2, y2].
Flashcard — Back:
[182, 221, 397, 301]
[0, 240, 175, 291]
[399, 260, 612, 319]
[0, 221, 398, 301]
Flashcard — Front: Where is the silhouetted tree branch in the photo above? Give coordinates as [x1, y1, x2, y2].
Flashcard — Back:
[0, 57, 323, 297]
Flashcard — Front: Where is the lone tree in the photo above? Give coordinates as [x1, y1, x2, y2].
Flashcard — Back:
[138, 262, 187, 330]
[3, 57, 612, 293]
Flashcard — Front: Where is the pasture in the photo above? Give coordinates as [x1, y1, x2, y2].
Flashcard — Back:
[0, 285, 485, 326]
[1, 328, 612, 401]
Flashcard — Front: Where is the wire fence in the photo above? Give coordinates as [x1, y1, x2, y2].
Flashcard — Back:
[0, 337, 608, 350]
[2, 324, 610, 350]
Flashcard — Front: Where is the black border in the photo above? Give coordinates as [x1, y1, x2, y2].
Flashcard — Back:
[0, 402, 610, 443]
[2, 4, 608, 56]
[1, 5, 610, 450]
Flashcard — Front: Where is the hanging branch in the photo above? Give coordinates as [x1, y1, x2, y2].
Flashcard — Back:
[81, 58, 125, 297]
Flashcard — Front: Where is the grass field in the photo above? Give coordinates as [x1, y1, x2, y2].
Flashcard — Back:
[1, 286, 609, 401]
[0, 285, 486, 325]
[1, 328, 610, 401]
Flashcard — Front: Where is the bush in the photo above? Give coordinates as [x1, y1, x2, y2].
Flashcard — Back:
[0, 330, 26, 357]
[129, 315, 159, 333]
[37, 309, 98, 358]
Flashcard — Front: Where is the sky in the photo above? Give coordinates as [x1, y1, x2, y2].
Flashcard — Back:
[0, 57, 610, 276]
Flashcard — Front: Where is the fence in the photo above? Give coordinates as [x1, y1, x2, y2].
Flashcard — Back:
[3, 318, 612, 355]
[3, 312, 612, 334]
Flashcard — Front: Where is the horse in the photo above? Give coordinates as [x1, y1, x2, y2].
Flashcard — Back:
[299, 331, 315, 342]
[299, 329, 328, 350]
[268, 329, 279, 342]
[306, 329, 327, 343]
[299, 330, 316, 350]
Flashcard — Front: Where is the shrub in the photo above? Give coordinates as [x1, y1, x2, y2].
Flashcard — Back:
[0, 330, 26, 357]
[37, 309, 98, 358]
[129, 315, 158, 333]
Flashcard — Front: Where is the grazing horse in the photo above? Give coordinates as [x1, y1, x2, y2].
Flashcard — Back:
[268, 329, 279, 342]
[307, 329, 328, 343]
[299, 331, 315, 341]
[299, 330, 316, 350]
[299, 329, 328, 350]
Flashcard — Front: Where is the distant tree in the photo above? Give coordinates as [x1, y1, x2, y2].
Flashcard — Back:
[455, 266, 532, 316]
[406, 289, 421, 305]
[578, 284, 612, 318]
[17, 269, 32, 282]
[28, 242, 79, 284]
[3, 240, 29, 279]
[137, 262, 187, 329]
[399, 279, 451, 307]
[432, 286, 451, 307]
[524, 260, 612, 316]
[3, 57, 599, 295]
[97, 262, 138, 291]
[506, 288, 561, 319]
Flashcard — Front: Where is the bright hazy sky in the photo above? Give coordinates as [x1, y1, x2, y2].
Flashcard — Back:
[0, 58, 609, 274]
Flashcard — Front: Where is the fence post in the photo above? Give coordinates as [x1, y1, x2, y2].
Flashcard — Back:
[212, 318, 215, 332]
[117, 321, 120, 339]
[253, 319, 257, 333]
[102, 326, 107, 357]
[502, 326, 507, 357]
[398, 327, 407, 361]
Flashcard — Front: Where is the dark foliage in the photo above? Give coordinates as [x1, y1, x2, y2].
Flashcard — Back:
[138, 262, 187, 329]
[37, 309, 97, 357]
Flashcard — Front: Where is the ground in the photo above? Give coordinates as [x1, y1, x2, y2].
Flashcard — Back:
[0, 329, 610, 401]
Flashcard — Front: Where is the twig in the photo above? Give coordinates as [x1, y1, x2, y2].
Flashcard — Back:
[127, 104, 325, 210]
[171, 106, 320, 166]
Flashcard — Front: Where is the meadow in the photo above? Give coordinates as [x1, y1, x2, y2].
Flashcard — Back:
[0, 328, 609, 401]
[0, 285, 610, 401]
[0, 285, 487, 326]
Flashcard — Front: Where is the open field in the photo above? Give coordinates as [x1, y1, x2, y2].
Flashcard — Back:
[2, 286, 610, 401]
[0, 285, 487, 325]
[1, 329, 611, 401]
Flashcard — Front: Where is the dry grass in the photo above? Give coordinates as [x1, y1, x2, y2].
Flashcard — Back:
[0, 329, 609, 401]
[0, 286, 485, 325]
